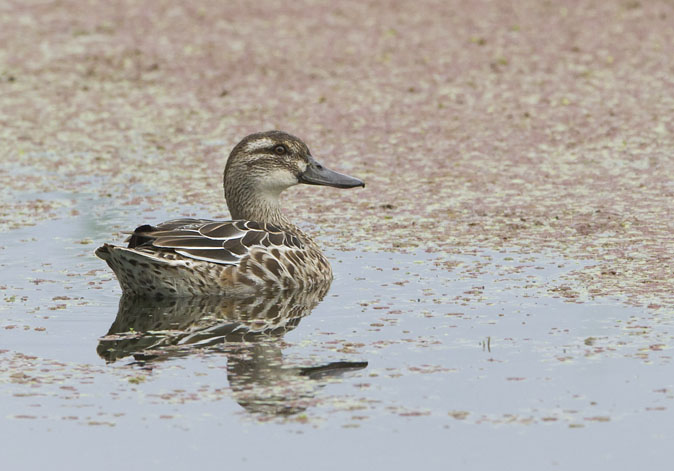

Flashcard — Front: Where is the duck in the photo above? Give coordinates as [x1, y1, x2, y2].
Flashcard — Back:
[95, 130, 364, 297]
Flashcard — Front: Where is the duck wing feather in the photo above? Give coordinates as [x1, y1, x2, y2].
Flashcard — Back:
[128, 218, 303, 265]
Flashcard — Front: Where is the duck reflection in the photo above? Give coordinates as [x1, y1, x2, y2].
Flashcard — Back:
[98, 283, 367, 416]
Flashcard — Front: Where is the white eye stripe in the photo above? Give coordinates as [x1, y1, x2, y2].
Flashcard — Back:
[244, 138, 275, 152]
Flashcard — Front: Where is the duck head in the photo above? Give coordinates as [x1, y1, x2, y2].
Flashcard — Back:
[224, 131, 364, 222]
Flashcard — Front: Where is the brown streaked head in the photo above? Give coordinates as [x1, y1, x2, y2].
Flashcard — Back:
[225, 131, 364, 194]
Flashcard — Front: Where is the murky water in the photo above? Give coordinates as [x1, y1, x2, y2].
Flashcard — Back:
[1, 192, 672, 470]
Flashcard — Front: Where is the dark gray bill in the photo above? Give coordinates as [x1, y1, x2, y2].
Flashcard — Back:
[299, 156, 365, 189]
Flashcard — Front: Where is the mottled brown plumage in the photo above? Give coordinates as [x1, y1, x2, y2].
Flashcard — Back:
[95, 131, 364, 297]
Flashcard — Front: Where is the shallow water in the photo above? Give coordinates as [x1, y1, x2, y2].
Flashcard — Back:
[1, 192, 672, 470]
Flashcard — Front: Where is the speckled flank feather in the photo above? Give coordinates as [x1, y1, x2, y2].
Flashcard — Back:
[95, 219, 332, 297]
[96, 131, 363, 297]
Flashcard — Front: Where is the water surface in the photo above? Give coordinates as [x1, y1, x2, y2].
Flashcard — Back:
[1, 192, 672, 470]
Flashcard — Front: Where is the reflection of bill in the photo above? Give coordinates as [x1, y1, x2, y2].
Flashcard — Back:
[97, 283, 367, 416]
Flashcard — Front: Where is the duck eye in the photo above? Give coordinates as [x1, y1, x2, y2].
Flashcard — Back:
[274, 145, 287, 155]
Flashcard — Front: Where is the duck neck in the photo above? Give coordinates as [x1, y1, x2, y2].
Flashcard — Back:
[225, 181, 297, 232]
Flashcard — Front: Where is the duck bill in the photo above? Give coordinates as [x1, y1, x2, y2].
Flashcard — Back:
[299, 156, 365, 189]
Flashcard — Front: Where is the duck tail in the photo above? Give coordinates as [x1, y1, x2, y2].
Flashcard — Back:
[94, 245, 231, 297]
[94, 244, 113, 261]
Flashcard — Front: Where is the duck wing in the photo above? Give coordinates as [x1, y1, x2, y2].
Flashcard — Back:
[128, 219, 304, 266]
